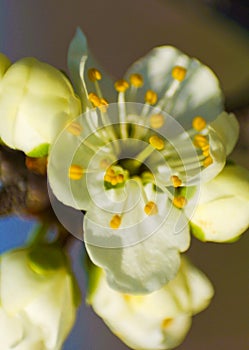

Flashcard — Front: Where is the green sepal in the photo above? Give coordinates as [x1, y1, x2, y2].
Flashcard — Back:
[28, 244, 68, 274]
[27, 143, 50, 157]
[190, 222, 206, 242]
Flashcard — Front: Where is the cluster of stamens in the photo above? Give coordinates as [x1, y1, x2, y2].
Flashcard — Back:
[66, 64, 215, 230]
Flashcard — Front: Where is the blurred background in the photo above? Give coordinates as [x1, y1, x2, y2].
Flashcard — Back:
[0, 1, 248, 349]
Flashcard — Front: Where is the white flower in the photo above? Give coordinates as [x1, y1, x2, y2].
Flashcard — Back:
[0, 245, 80, 350]
[88, 257, 214, 350]
[190, 163, 249, 242]
[48, 29, 239, 293]
[0, 55, 82, 156]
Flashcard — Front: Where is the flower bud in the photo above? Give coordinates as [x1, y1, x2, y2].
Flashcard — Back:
[87, 257, 214, 350]
[0, 57, 82, 156]
[0, 245, 81, 350]
[190, 164, 249, 242]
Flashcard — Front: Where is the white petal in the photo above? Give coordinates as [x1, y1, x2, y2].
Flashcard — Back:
[190, 165, 249, 242]
[0, 251, 55, 313]
[24, 272, 75, 349]
[67, 28, 115, 107]
[85, 200, 190, 293]
[209, 112, 239, 155]
[125, 46, 223, 128]
[181, 257, 214, 314]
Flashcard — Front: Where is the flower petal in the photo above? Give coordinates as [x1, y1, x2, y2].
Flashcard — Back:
[68, 28, 115, 108]
[125, 46, 223, 128]
[85, 195, 190, 294]
[190, 164, 249, 242]
[209, 112, 239, 156]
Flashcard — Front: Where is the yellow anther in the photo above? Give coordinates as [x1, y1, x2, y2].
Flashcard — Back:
[111, 178, 118, 186]
[129, 73, 144, 88]
[106, 167, 115, 176]
[110, 214, 122, 229]
[68, 165, 84, 180]
[150, 114, 164, 129]
[144, 201, 158, 216]
[192, 116, 207, 131]
[171, 175, 182, 188]
[104, 174, 112, 183]
[114, 79, 129, 92]
[145, 90, 158, 105]
[149, 135, 165, 150]
[161, 318, 173, 329]
[117, 174, 124, 183]
[193, 134, 208, 148]
[88, 68, 102, 82]
[88, 92, 101, 107]
[172, 66, 187, 81]
[66, 122, 82, 136]
[202, 146, 210, 157]
[173, 196, 187, 209]
[203, 156, 213, 167]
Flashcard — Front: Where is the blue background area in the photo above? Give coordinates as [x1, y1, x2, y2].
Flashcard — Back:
[0, 216, 35, 253]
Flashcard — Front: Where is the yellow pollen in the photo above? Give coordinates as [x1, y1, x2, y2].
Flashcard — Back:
[150, 114, 164, 129]
[88, 92, 101, 107]
[114, 79, 129, 92]
[111, 178, 118, 186]
[192, 116, 207, 131]
[129, 73, 144, 88]
[173, 196, 187, 209]
[88, 68, 102, 82]
[161, 318, 173, 329]
[145, 90, 158, 105]
[193, 134, 209, 148]
[104, 174, 112, 182]
[110, 214, 122, 229]
[171, 175, 182, 188]
[66, 122, 82, 136]
[106, 167, 115, 176]
[68, 165, 84, 180]
[117, 174, 124, 183]
[202, 147, 210, 157]
[144, 201, 158, 216]
[149, 135, 165, 150]
[172, 66, 187, 81]
[203, 156, 213, 167]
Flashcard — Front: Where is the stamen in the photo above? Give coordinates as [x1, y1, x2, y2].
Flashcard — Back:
[104, 166, 126, 186]
[192, 116, 207, 131]
[110, 214, 122, 229]
[171, 66, 187, 81]
[66, 122, 82, 136]
[88, 92, 101, 107]
[130, 73, 144, 88]
[202, 145, 210, 157]
[171, 175, 182, 188]
[150, 114, 164, 129]
[145, 90, 158, 105]
[173, 196, 187, 208]
[144, 201, 158, 216]
[68, 165, 84, 180]
[203, 156, 213, 167]
[161, 318, 173, 329]
[88, 68, 102, 82]
[193, 134, 209, 148]
[115, 79, 129, 92]
[149, 135, 165, 150]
